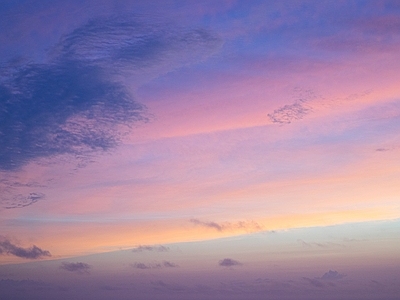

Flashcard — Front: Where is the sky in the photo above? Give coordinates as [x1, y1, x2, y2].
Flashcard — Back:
[0, 0, 400, 299]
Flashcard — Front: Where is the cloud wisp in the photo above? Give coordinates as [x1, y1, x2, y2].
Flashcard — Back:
[190, 219, 262, 232]
[0, 237, 51, 259]
[131, 245, 169, 253]
[60, 262, 91, 274]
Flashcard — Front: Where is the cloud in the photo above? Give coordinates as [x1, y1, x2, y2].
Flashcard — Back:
[190, 219, 262, 232]
[162, 261, 178, 268]
[2, 192, 45, 209]
[218, 258, 242, 267]
[190, 219, 223, 231]
[267, 88, 318, 124]
[60, 262, 91, 274]
[268, 101, 312, 124]
[0, 237, 51, 259]
[131, 260, 178, 270]
[321, 270, 346, 280]
[132, 262, 154, 269]
[0, 15, 221, 171]
[132, 245, 169, 253]
[302, 277, 324, 288]
[297, 239, 344, 249]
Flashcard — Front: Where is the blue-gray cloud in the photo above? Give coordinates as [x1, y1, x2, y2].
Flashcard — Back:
[218, 258, 242, 267]
[60, 262, 91, 274]
[321, 270, 346, 280]
[0, 15, 221, 171]
[0, 237, 51, 259]
[131, 260, 178, 270]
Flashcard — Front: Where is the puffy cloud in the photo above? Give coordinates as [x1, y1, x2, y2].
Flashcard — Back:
[0, 236, 51, 259]
[321, 270, 346, 280]
[218, 258, 242, 267]
[60, 262, 91, 274]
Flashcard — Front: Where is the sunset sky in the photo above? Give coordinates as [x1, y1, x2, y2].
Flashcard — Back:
[1, 1, 400, 299]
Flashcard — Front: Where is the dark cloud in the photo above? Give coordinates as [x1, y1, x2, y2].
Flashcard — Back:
[0, 58, 146, 171]
[3, 192, 45, 209]
[0, 15, 221, 171]
[60, 262, 91, 274]
[0, 237, 51, 259]
[132, 262, 153, 270]
[132, 245, 169, 252]
[321, 270, 346, 280]
[190, 219, 223, 231]
[218, 258, 242, 267]
[131, 260, 178, 269]
[162, 261, 178, 268]
[190, 219, 262, 232]
[268, 88, 317, 124]
[268, 101, 311, 124]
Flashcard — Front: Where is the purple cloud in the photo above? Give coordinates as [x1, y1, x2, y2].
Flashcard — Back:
[218, 258, 242, 267]
[0, 237, 51, 259]
[60, 262, 91, 274]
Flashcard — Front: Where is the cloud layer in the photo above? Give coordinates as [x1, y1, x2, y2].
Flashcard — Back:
[0, 15, 221, 171]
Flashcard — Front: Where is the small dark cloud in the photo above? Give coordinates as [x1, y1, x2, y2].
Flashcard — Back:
[60, 262, 91, 274]
[321, 270, 346, 280]
[268, 101, 311, 124]
[3, 192, 45, 209]
[0, 237, 51, 259]
[132, 262, 154, 269]
[132, 245, 169, 252]
[190, 219, 262, 232]
[131, 260, 178, 269]
[268, 88, 317, 124]
[376, 148, 390, 152]
[163, 261, 178, 268]
[218, 258, 242, 267]
[190, 219, 223, 231]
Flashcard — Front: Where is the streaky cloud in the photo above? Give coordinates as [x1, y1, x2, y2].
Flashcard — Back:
[132, 245, 169, 252]
[131, 260, 178, 269]
[190, 218, 262, 232]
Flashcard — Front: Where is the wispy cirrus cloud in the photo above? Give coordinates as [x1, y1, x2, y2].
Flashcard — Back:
[60, 262, 91, 274]
[131, 245, 169, 253]
[0, 236, 51, 259]
[190, 219, 262, 232]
